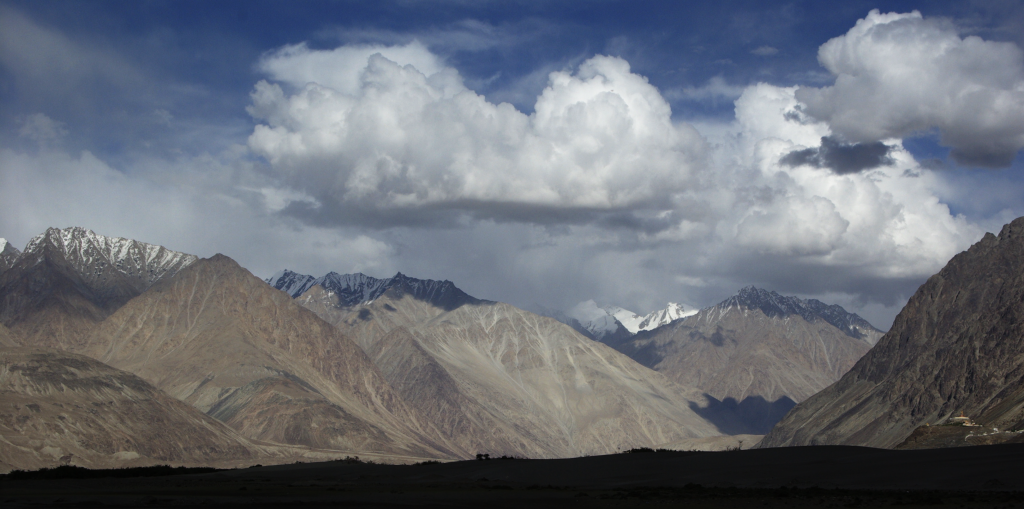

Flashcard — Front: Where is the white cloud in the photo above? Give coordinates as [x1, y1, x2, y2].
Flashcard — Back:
[257, 41, 445, 95]
[724, 83, 981, 279]
[239, 39, 994, 327]
[248, 47, 707, 218]
[796, 9, 1024, 167]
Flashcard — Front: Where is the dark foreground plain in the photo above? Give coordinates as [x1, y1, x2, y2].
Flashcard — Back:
[4, 445, 1024, 508]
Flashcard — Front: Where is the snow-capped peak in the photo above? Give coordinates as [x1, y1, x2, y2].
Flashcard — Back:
[0, 238, 20, 273]
[598, 302, 697, 334]
[636, 302, 697, 332]
[566, 300, 621, 337]
[602, 306, 644, 334]
[708, 286, 883, 343]
[266, 269, 484, 310]
[558, 301, 697, 337]
[22, 226, 197, 289]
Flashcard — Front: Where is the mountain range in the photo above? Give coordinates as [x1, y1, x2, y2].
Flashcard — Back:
[596, 287, 882, 434]
[759, 217, 1024, 449]
[0, 227, 761, 471]
[15, 214, 1021, 471]
[268, 269, 734, 458]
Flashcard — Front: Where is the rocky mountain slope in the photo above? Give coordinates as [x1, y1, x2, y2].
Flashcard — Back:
[758, 217, 1024, 449]
[0, 227, 196, 350]
[79, 255, 454, 458]
[275, 272, 735, 457]
[0, 238, 19, 276]
[609, 287, 880, 434]
[0, 322, 18, 347]
[0, 347, 259, 472]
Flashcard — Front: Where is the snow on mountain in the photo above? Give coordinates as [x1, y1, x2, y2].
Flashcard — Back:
[566, 300, 622, 339]
[635, 302, 698, 332]
[564, 301, 696, 336]
[266, 270, 316, 298]
[20, 227, 197, 290]
[551, 301, 697, 339]
[0, 238, 20, 275]
[709, 286, 883, 344]
[603, 306, 645, 334]
[267, 270, 484, 310]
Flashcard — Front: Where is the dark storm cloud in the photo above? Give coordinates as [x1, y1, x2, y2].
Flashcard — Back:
[781, 136, 894, 174]
[280, 197, 683, 235]
[949, 146, 1021, 169]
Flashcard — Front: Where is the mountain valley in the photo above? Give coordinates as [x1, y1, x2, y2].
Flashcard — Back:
[12, 216, 1024, 475]
[270, 270, 736, 458]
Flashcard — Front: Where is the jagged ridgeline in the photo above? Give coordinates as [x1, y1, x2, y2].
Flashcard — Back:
[0, 226, 743, 473]
[604, 287, 882, 434]
[267, 268, 733, 458]
[0, 227, 197, 351]
[760, 216, 1024, 449]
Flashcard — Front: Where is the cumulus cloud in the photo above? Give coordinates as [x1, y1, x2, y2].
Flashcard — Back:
[726, 83, 981, 281]
[751, 46, 779, 56]
[7, 9, 1012, 333]
[795, 9, 1024, 167]
[247, 44, 707, 226]
[239, 37, 994, 329]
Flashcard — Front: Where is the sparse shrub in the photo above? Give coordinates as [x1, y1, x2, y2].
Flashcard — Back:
[623, 447, 655, 453]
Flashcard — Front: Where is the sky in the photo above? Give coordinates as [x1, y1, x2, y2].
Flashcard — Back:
[2, 0, 1024, 330]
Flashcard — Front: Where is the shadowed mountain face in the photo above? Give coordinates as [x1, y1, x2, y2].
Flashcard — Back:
[0, 239, 19, 276]
[0, 348, 258, 473]
[268, 270, 486, 311]
[286, 278, 734, 458]
[0, 227, 196, 350]
[80, 255, 454, 458]
[759, 217, 1024, 449]
[607, 288, 878, 434]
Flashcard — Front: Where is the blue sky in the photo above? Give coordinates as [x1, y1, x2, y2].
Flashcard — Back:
[2, 0, 1024, 329]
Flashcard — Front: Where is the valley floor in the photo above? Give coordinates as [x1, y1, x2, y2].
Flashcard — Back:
[4, 445, 1024, 508]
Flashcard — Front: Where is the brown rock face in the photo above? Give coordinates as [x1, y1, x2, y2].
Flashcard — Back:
[0, 227, 195, 350]
[759, 217, 1024, 449]
[0, 323, 19, 347]
[610, 288, 876, 434]
[82, 254, 453, 458]
[296, 285, 729, 458]
[0, 348, 256, 473]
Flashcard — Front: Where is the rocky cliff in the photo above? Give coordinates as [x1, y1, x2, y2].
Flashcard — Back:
[759, 217, 1024, 449]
